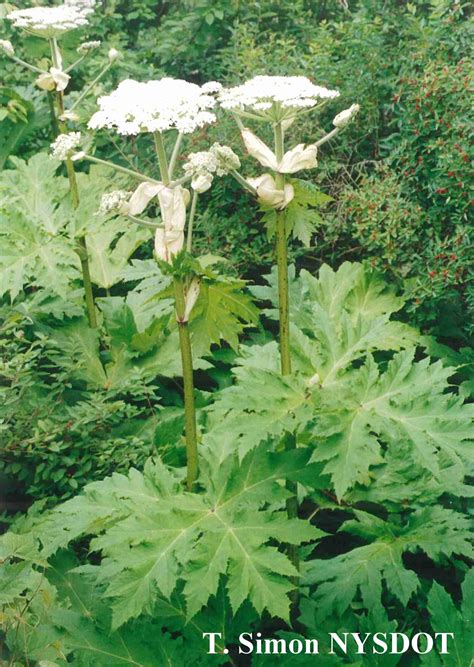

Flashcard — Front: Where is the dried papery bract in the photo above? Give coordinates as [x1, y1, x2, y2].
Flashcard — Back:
[85, 76, 224, 490]
[219, 74, 359, 600]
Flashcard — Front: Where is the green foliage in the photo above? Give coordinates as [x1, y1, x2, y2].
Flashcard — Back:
[0, 154, 151, 309]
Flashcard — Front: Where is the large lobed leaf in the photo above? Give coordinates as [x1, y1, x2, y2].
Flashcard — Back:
[1, 445, 322, 629]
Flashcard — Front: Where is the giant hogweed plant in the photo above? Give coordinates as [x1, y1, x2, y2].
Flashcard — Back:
[0, 72, 473, 664]
[1, 1, 120, 328]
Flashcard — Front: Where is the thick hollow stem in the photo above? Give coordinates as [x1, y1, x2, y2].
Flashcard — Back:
[274, 122, 299, 603]
[273, 122, 291, 376]
[174, 277, 198, 491]
[168, 132, 183, 180]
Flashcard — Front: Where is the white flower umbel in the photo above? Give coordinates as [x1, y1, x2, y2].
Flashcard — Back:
[333, 103, 360, 128]
[0, 40, 14, 57]
[88, 78, 218, 135]
[99, 190, 131, 215]
[7, 6, 90, 38]
[50, 132, 82, 160]
[210, 143, 241, 175]
[219, 75, 339, 122]
[65, 0, 97, 14]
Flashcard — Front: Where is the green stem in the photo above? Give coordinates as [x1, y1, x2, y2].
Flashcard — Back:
[168, 132, 183, 180]
[315, 126, 340, 147]
[69, 61, 112, 112]
[82, 154, 161, 184]
[273, 122, 291, 376]
[153, 131, 170, 185]
[231, 169, 257, 196]
[49, 35, 97, 329]
[274, 121, 299, 604]
[174, 277, 198, 491]
[47, 92, 59, 139]
[186, 191, 198, 253]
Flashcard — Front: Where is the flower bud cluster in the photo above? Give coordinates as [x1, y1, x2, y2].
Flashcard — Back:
[183, 143, 240, 193]
[98, 190, 131, 215]
[77, 40, 101, 54]
[50, 132, 82, 160]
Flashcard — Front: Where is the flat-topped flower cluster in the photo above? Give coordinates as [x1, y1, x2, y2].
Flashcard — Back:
[7, 5, 90, 37]
[88, 79, 219, 135]
[218, 75, 339, 117]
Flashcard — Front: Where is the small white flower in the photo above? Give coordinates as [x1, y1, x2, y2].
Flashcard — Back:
[201, 81, 223, 94]
[50, 132, 82, 160]
[99, 190, 131, 215]
[88, 78, 217, 135]
[108, 47, 121, 63]
[7, 6, 90, 38]
[219, 76, 339, 119]
[183, 143, 240, 192]
[77, 40, 101, 54]
[278, 143, 317, 173]
[333, 103, 360, 128]
[0, 40, 15, 57]
[65, 0, 97, 13]
[210, 143, 240, 175]
[247, 174, 294, 210]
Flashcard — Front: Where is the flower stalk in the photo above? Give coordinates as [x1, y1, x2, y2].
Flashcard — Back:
[273, 121, 299, 594]
[174, 276, 199, 491]
[153, 131, 199, 490]
[50, 36, 97, 328]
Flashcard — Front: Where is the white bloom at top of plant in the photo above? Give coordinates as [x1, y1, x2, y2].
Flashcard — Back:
[99, 190, 131, 215]
[247, 174, 294, 210]
[201, 81, 223, 94]
[77, 40, 101, 54]
[0, 40, 15, 57]
[88, 78, 218, 135]
[108, 47, 121, 62]
[7, 6, 90, 38]
[50, 132, 82, 160]
[333, 103, 360, 128]
[219, 75, 339, 118]
[65, 0, 97, 13]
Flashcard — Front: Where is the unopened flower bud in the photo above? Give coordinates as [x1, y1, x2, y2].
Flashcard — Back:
[0, 40, 15, 57]
[191, 173, 213, 193]
[36, 67, 70, 92]
[247, 173, 294, 210]
[77, 40, 101, 54]
[71, 151, 86, 161]
[108, 48, 120, 63]
[333, 103, 360, 128]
